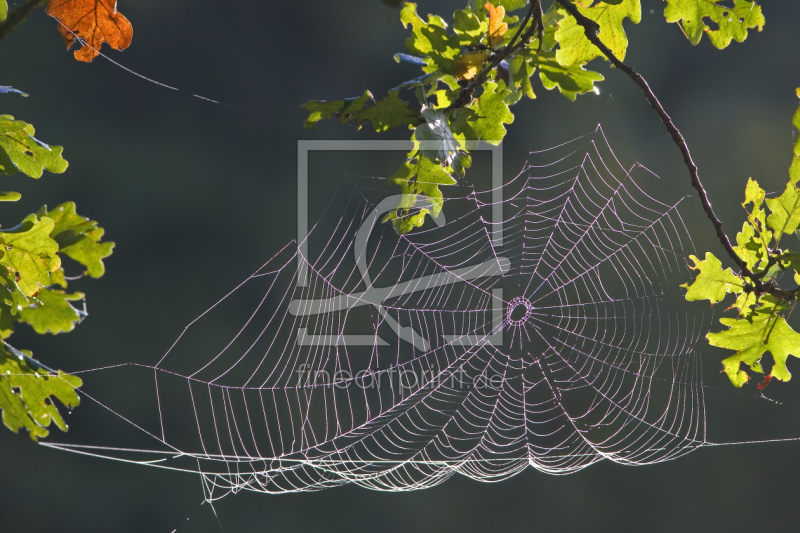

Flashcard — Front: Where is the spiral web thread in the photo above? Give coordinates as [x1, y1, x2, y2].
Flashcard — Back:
[45, 126, 712, 497]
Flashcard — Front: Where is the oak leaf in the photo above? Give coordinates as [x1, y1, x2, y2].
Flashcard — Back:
[46, 0, 133, 63]
[485, 2, 508, 46]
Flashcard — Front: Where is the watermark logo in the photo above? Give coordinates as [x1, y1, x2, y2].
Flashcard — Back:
[291, 140, 505, 349]
[295, 364, 506, 392]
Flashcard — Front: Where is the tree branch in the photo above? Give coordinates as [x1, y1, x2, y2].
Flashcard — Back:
[552, 0, 796, 302]
[0, 0, 47, 41]
[447, 0, 543, 111]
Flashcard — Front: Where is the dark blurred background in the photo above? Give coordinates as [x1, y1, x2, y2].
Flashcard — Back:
[3, 1, 800, 531]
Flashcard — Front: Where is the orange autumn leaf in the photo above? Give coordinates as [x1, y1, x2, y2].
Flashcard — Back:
[485, 2, 508, 46]
[46, 0, 133, 63]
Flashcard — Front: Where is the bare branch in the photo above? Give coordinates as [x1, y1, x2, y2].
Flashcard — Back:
[552, 0, 796, 302]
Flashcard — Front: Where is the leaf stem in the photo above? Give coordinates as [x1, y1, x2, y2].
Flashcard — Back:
[0, 0, 47, 41]
[552, 0, 796, 302]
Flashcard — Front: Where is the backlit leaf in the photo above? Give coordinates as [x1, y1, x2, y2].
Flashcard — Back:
[734, 178, 770, 271]
[766, 184, 800, 239]
[555, 0, 642, 66]
[39, 202, 115, 278]
[708, 298, 800, 387]
[538, 55, 604, 101]
[360, 90, 423, 132]
[301, 99, 353, 130]
[664, 0, 764, 49]
[0, 214, 61, 297]
[400, 3, 461, 73]
[508, 54, 538, 100]
[790, 88, 800, 184]
[383, 156, 456, 234]
[452, 8, 486, 39]
[0, 115, 68, 179]
[734, 219, 767, 273]
[0, 345, 81, 440]
[0, 268, 31, 316]
[18, 288, 85, 335]
[488, 0, 527, 12]
[682, 252, 744, 304]
[302, 90, 422, 132]
[46, 0, 133, 63]
[485, 1, 508, 46]
[467, 81, 514, 144]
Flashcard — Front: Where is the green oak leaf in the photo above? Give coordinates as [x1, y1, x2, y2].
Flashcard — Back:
[301, 99, 352, 130]
[333, 91, 373, 125]
[555, 0, 641, 66]
[0, 345, 81, 440]
[664, 0, 765, 49]
[497, 0, 527, 12]
[0, 301, 15, 339]
[468, 81, 514, 144]
[682, 252, 744, 304]
[777, 251, 800, 274]
[18, 288, 85, 335]
[538, 56, 604, 101]
[743, 176, 766, 219]
[766, 182, 800, 240]
[452, 8, 486, 39]
[733, 178, 771, 271]
[790, 88, 800, 185]
[301, 90, 372, 130]
[708, 298, 800, 387]
[0, 214, 60, 297]
[0, 268, 31, 315]
[400, 3, 461, 73]
[38, 202, 114, 278]
[383, 156, 456, 234]
[433, 88, 455, 109]
[507, 55, 537, 103]
[302, 90, 421, 133]
[0, 115, 68, 178]
[359, 90, 423, 132]
[449, 107, 478, 142]
[734, 219, 768, 273]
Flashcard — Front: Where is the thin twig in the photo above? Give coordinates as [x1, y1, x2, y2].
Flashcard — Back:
[0, 0, 48, 41]
[534, 0, 544, 53]
[553, 0, 796, 302]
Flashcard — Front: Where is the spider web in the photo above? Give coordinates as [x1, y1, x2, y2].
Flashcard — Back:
[46, 126, 713, 497]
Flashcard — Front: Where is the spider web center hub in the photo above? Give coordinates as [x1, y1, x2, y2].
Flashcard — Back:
[506, 296, 533, 327]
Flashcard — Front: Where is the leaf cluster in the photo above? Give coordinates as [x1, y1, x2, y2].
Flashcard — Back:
[302, 1, 762, 235]
[0, 90, 114, 439]
[683, 92, 800, 388]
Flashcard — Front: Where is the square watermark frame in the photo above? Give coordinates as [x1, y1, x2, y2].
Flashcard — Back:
[296, 140, 504, 347]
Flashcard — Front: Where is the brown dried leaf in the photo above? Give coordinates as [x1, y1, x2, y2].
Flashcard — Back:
[46, 0, 133, 63]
